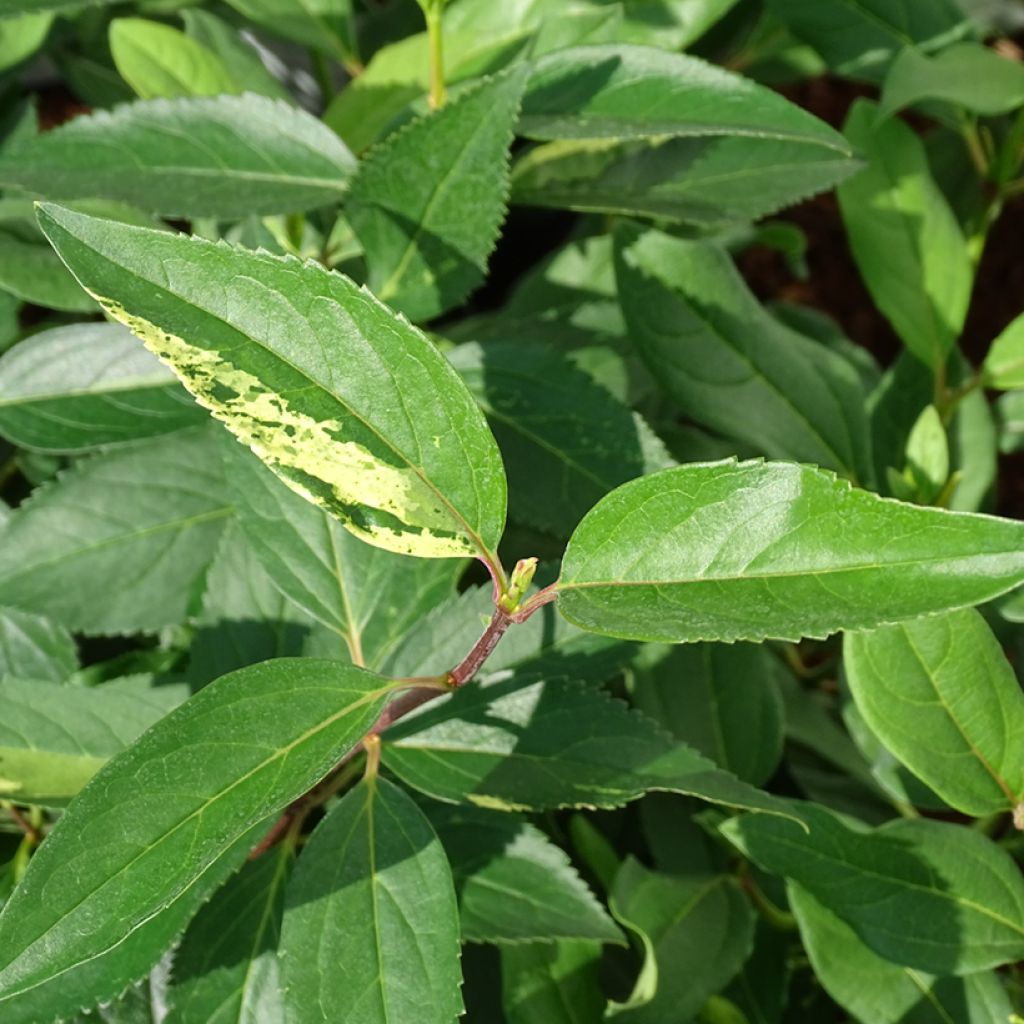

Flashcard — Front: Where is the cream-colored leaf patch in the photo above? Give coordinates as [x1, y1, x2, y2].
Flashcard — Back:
[92, 296, 477, 560]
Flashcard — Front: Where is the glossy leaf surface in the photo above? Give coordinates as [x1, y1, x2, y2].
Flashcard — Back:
[845, 609, 1024, 819]
[37, 203, 507, 563]
[280, 777, 463, 1024]
[0, 659, 395, 1021]
[557, 460, 1024, 643]
[0, 95, 355, 219]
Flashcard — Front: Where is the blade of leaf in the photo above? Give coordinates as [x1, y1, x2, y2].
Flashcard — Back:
[837, 99, 972, 369]
[223, 439, 463, 669]
[425, 802, 624, 945]
[0, 606, 77, 683]
[36, 202, 507, 565]
[0, 94, 356, 219]
[279, 776, 463, 1024]
[166, 843, 291, 1024]
[448, 340, 673, 539]
[0, 659, 396, 1021]
[556, 459, 1024, 643]
[0, 676, 184, 806]
[720, 803, 1024, 974]
[789, 881, 1015, 1024]
[844, 608, 1024, 820]
[0, 321, 203, 453]
[519, 43, 851, 151]
[501, 940, 606, 1024]
[613, 224, 872, 481]
[347, 65, 528, 322]
[0, 426, 231, 634]
[382, 673, 799, 821]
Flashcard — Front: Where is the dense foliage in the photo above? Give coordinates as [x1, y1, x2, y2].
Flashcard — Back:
[0, 0, 1023, 1021]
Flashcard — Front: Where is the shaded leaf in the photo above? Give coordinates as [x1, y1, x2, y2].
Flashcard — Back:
[37, 203, 507, 564]
[501, 940, 606, 1024]
[0, 322, 202, 453]
[721, 803, 1024, 974]
[0, 606, 77, 683]
[0, 95, 356, 219]
[556, 460, 1024, 643]
[348, 66, 527, 322]
[0, 427, 231, 634]
[280, 776, 462, 1024]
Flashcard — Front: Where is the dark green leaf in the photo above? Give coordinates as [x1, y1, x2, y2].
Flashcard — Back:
[512, 134, 860, 228]
[0, 322, 202, 452]
[348, 66, 527, 322]
[632, 643, 784, 786]
[608, 858, 754, 1023]
[721, 803, 1024, 973]
[0, 676, 183, 807]
[519, 43, 850, 151]
[0, 224, 96, 312]
[224, 441, 463, 669]
[0, 606, 77, 683]
[557, 460, 1024, 643]
[0, 659, 395, 1022]
[844, 609, 1024, 819]
[0, 95, 356, 219]
[37, 203, 507, 564]
[765, 0, 969, 81]
[109, 19, 238, 100]
[383, 673, 797, 819]
[279, 776, 463, 1024]
[0, 427, 231, 633]
[426, 803, 623, 945]
[838, 100, 972, 369]
[449, 340, 672, 538]
[166, 844, 291, 1024]
[614, 225, 871, 481]
[789, 882, 1015, 1023]
[222, 0, 355, 63]
[501, 940, 605, 1024]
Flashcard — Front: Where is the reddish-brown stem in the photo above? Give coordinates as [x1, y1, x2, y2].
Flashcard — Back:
[510, 581, 560, 623]
[8, 805, 41, 845]
[448, 608, 512, 686]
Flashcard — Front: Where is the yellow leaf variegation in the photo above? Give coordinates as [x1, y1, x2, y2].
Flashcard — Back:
[36, 204, 508, 565]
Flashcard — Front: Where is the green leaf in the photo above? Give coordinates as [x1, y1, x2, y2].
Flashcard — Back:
[0, 606, 77, 683]
[222, 0, 355, 63]
[0, 224, 96, 312]
[765, 0, 969, 81]
[982, 312, 1024, 390]
[844, 608, 1024, 820]
[0, 659, 396, 1022]
[109, 19, 238, 100]
[903, 404, 949, 501]
[789, 882, 1015, 1024]
[0, 322, 202, 453]
[632, 643, 784, 787]
[0, 676, 182, 807]
[449, 340, 672, 539]
[0, 0, 116, 11]
[501, 941, 606, 1024]
[0, 427, 231, 633]
[614, 225, 871, 481]
[721, 803, 1024, 974]
[224, 441, 463, 669]
[838, 99, 972, 369]
[608, 858, 754, 1023]
[0, 12, 52, 73]
[279, 776, 463, 1024]
[519, 43, 851, 151]
[0, 95, 356, 219]
[166, 844, 291, 1024]
[347, 66, 527, 322]
[181, 8, 292, 102]
[425, 803, 623, 945]
[511, 134, 860, 228]
[36, 203, 508, 564]
[383, 673, 797, 820]
[189, 522, 312, 683]
[881, 42, 1024, 118]
[556, 460, 1024, 644]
